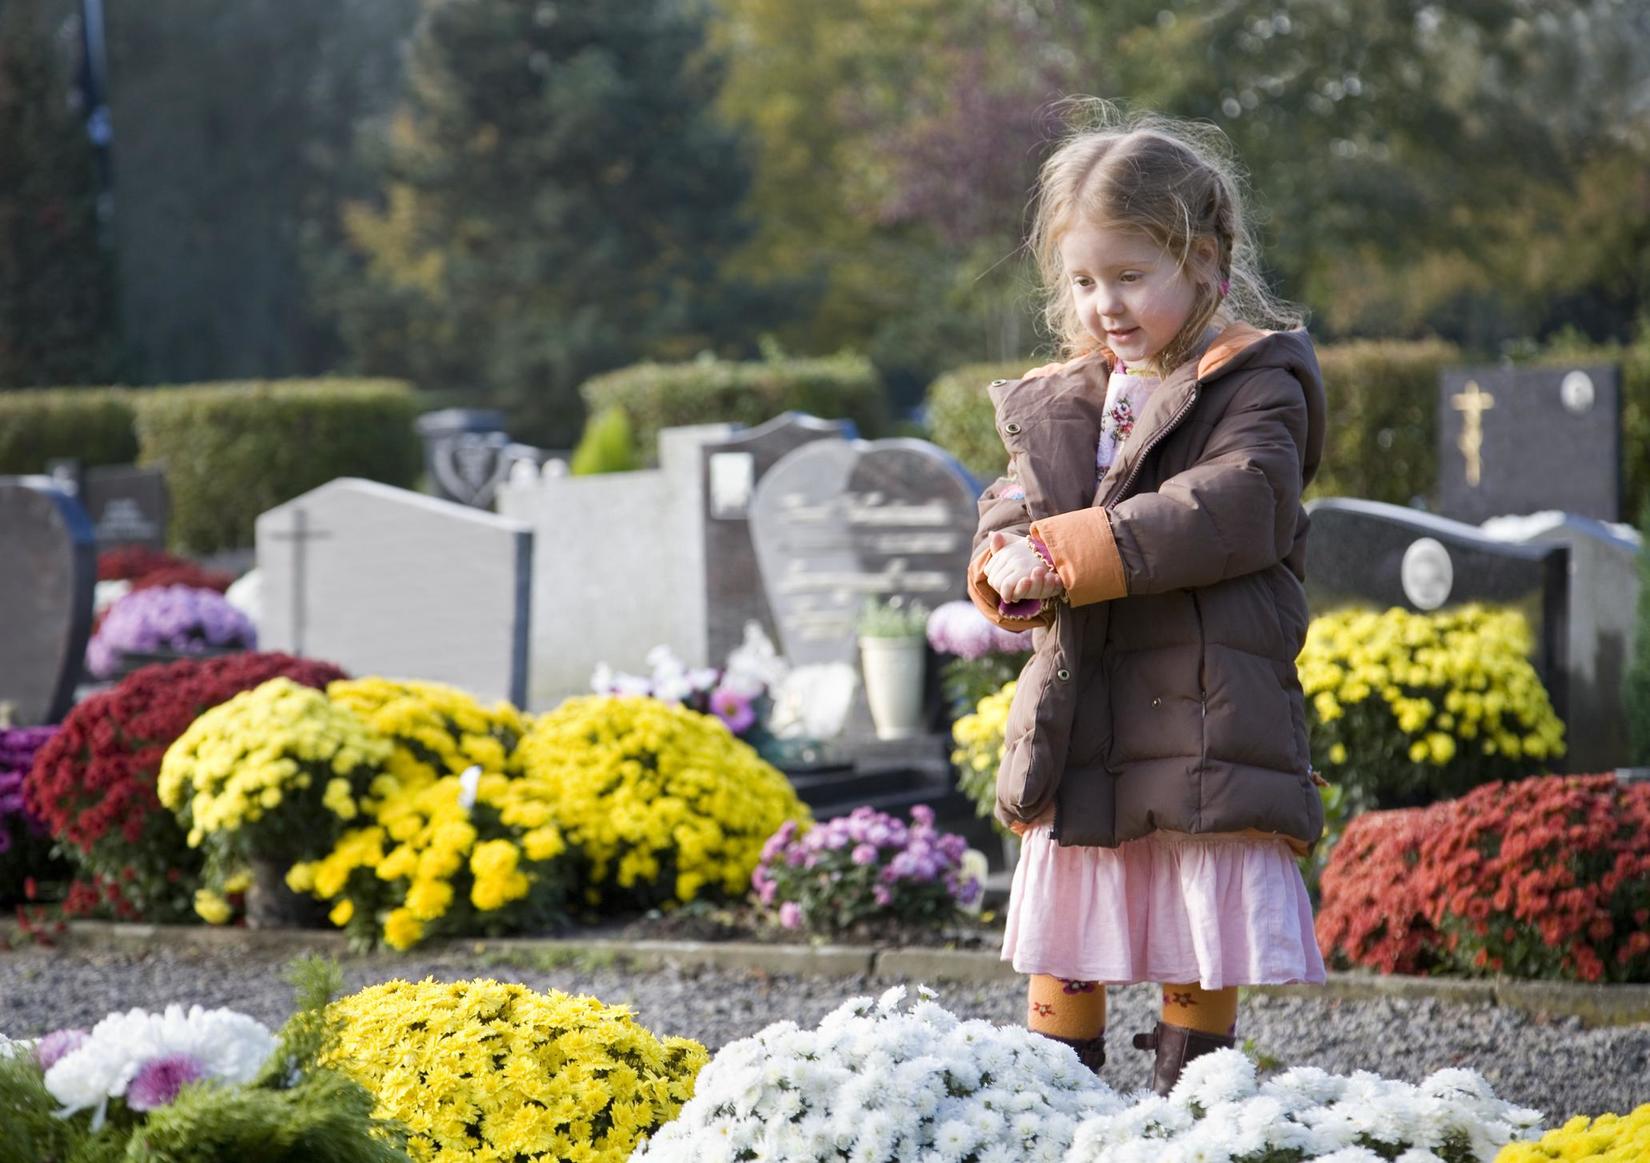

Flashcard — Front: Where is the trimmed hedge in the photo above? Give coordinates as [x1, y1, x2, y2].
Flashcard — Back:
[133, 379, 422, 553]
[923, 359, 1034, 483]
[1309, 338, 1460, 506]
[920, 341, 1462, 504]
[580, 353, 887, 460]
[0, 387, 139, 473]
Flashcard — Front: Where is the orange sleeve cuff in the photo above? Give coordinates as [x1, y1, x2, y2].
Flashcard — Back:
[1030, 509, 1128, 606]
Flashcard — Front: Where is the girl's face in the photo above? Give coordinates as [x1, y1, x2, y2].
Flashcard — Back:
[1059, 222, 1207, 369]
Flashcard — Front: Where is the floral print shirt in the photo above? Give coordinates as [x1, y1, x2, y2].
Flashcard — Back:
[1097, 367, 1161, 480]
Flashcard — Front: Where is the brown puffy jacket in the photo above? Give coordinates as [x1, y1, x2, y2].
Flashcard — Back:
[967, 324, 1326, 852]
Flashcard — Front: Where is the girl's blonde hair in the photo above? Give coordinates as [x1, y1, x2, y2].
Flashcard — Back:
[1028, 99, 1303, 375]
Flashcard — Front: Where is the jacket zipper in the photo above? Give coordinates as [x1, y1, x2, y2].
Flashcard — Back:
[1103, 386, 1199, 511]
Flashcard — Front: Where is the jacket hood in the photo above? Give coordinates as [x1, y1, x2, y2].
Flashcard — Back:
[1198, 326, 1327, 489]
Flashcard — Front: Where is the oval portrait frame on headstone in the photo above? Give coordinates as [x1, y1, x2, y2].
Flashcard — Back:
[1400, 536, 1454, 611]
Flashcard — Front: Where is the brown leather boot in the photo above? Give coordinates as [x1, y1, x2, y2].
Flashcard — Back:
[1035, 1030, 1106, 1074]
[1131, 1021, 1235, 1095]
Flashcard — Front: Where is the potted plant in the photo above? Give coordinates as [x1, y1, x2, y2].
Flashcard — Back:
[857, 596, 931, 740]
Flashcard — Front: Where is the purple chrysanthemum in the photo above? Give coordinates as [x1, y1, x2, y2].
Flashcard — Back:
[34, 1028, 89, 1070]
[85, 585, 256, 678]
[126, 1052, 207, 1111]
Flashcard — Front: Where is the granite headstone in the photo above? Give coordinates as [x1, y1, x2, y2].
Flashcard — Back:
[701, 413, 855, 662]
[748, 438, 977, 669]
[256, 478, 533, 706]
[0, 479, 96, 725]
[83, 464, 169, 549]
[1306, 497, 1570, 730]
[1482, 511, 1642, 771]
[1438, 363, 1620, 524]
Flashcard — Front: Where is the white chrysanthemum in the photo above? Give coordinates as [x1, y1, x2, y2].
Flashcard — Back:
[1173, 1048, 1258, 1107]
[42, 1004, 274, 1129]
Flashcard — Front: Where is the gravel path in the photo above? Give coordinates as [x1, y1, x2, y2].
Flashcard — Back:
[3, 945, 1646, 1121]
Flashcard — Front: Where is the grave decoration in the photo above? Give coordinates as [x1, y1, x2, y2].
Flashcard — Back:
[326, 978, 706, 1163]
[24, 652, 348, 923]
[1300, 604, 1565, 810]
[157, 677, 389, 928]
[513, 695, 808, 912]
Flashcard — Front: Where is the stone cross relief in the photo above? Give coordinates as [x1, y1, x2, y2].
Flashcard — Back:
[266, 507, 331, 656]
[1451, 379, 1496, 487]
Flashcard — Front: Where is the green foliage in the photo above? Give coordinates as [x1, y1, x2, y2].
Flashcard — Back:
[569, 407, 641, 476]
[581, 353, 887, 461]
[0, 4, 121, 388]
[857, 596, 930, 639]
[0, 388, 139, 474]
[321, 0, 766, 446]
[0, 1055, 126, 1163]
[132, 379, 421, 553]
[922, 360, 1032, 482]
[1308, 339, 1461, 506]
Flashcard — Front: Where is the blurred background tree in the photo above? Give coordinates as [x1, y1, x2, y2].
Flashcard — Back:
[0, 0, 120, 387]
[316, 0, 778, 446]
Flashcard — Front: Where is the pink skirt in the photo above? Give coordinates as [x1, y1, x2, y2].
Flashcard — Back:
[1001, 826, 1326, 990]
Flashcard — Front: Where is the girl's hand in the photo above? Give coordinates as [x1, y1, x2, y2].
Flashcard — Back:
[984, 531, 1064, 602]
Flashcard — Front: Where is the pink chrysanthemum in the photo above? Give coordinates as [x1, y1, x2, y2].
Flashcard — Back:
[709, 685, 756, 735]
[34, 1028, 88, 1070]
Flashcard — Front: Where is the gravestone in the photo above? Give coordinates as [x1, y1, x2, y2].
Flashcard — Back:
[1306, 497, 1570, 732]
[701, 413, 855, 662]
[83, 464, 169, 549]
[1438, 364, 1620, 524]
[256, 478, 533, 706]
[496, 423, 736, 709]
[748, 438, 977, 670]
[0, 479, 96, 725]
[1482, 511, 1642, 771]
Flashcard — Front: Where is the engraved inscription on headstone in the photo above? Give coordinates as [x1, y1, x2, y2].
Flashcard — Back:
[748, 439, 976, 669]
[1438, 364, 1620, 523]
[700, 413, 854, 663]
[0, 479, 96, 725]
[83, 464, 168, 549]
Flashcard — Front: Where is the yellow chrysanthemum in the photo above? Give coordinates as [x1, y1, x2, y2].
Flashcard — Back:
[326, 978, 708, 1163]
[1495, 1104, 1650, 1162]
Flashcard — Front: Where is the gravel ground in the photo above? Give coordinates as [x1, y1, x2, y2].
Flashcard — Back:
[3, 945, 1647, 1122]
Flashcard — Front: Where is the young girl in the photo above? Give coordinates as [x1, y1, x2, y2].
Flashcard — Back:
[967, 106, 1328, 1095]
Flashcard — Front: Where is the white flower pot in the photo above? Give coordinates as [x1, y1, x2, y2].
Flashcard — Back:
[859, 635, 927, 740]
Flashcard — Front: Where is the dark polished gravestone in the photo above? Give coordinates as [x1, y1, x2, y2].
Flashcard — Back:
[1305, 497, 1570, 732]
[83, 464, 169, 549]
[748, 438, 978, 669]
[1438, 363, 1620, 524]
[0, 479, 97, 725]
[701, 412, 855, 663]
[415, 409, 548, 510]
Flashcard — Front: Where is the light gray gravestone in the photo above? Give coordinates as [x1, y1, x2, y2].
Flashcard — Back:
[1438, 364, 1620, 524]
[256, 478, 532, 706]
[748, 438, 977, 669]
[496, 423, 736, 710]
[1481, 511, 1642, 771]
[1306, 497, 1571, 738]
[0, 478, 97, 725]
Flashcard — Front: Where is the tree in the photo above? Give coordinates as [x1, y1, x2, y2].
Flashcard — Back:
[321, 0, 763, 445]
[0, 0, 120, 387]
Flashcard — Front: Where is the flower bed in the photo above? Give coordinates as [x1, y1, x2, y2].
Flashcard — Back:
[24, 653, 348, 921]
[0, 727, 60, 903]
[1299, 605, 1566, 809]
[1317, 774, 1650, 982]
[326, 977, 706, 1162]
[326, 676, 526, 789]
[513, 695, 808, 912]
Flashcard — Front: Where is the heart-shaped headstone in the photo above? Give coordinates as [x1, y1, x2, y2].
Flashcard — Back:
[748, 438, 978, 667]
[0, 479, 96, 725]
